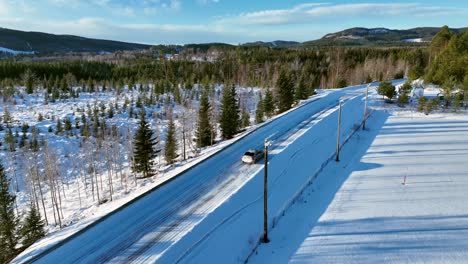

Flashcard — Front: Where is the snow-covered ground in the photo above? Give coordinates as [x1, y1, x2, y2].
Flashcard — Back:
[13, 81, 397, 263]
[403, 38, 425, 43]
[3, 84, 260, 262]
[0, 46, 35, 55]
[249, 107, 468, 263]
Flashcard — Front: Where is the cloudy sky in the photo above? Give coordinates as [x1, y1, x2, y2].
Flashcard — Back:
[0, 0, 467, 44]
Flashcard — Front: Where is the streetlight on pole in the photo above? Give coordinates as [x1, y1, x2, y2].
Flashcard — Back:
[263, 139, 271, 243]
[363, 84, 370, 130]
[336, 99, 343, 162]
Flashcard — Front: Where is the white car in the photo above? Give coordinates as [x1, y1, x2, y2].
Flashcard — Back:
[242, 149, 264, 164]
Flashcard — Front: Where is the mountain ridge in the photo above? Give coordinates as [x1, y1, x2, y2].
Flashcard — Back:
[0, 27, 151, 55]
[1, 26, 467, 56]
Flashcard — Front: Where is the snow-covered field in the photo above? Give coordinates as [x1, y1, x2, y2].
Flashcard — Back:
[0, 46, 35, 55]
[249, 107, 468, 263]
[3, 83, 260, 262]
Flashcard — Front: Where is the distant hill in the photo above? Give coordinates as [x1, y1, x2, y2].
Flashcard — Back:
[305, 27, 468, 47]
[2, 26, 467, 57]
[0, 27, 151, 55]
[242, 40, 300, 48]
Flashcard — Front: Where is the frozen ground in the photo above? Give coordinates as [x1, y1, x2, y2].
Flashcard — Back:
[249, 109, 468, 263]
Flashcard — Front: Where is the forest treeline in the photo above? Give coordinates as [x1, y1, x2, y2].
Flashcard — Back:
[0, 45, 427, 94]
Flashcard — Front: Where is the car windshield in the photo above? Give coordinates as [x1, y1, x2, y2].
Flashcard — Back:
[244, 152, 254, 156]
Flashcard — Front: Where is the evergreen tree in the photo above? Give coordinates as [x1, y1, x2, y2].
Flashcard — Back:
[0, 161, 18, 263]
[24, 69, 35, 95]
[418, 96, 427, 112]
[164, 116, 178, 164]
[442, 76, 456, 108]
[429, 25, 453, 61]
[108, 103, 114, 119]
[241, 106, 250, 128]
[255, 94, 264, 124]
[56, 119, 63, 133]
[295, 73, 308, 102]
[20, 203, 45, 249]
[263, 88, 274, 118]
[4, 129, 15, 152]
[464, 74, 468, 109]
[195, 92, 214, 147]
[377, 81, 396, 101]
[220, 85, 240, 139]
[133, 111, 159, 178]
[276, 70, 294, 113]
[64, 118, 72, 131]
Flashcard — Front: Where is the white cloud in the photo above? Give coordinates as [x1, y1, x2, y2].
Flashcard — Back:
[169, 0, 181, 10]
[197, 0, 219, 5]
[305, 3, 464, 17]
[0, 0, 36, 15]
[217, 2, 468, 26]
[0, 0, 11, 16]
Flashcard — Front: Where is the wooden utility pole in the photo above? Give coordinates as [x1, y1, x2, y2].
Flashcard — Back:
[263, 139, 271, 243]
[336, 100, 343, 162]
[363, 84, 369, 130]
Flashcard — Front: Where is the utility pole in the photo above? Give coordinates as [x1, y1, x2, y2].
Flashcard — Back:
[336, 100, 343, 162]
[263, 139, 271, 243]
[363, 84, 369, 130]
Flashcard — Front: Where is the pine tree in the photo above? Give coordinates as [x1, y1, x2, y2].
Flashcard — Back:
[220, 85, 240, 139]
[0, 161, 18, 263]
[4, 128, 15, 152]
[464, 74, 468, 109]
[377, 81, 396, 101]
[255, 94, 264, 124]
[133, 111, 159, 178]
[196, 92, 213, 147]
[64, 118, 72, 131]
[295, 73, 308, 101]
[277, 70, 294, 113]
[164, 116, 178, 164]
[56, 119, 63, 133]
[263, 88, 274, 118]
[20, 203, 46, 248]
[24, 69, 35, 95]
[241, 106, 250, 128]
[108, 103, 114, 119]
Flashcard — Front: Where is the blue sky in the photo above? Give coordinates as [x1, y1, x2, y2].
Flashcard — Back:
[0, 0, 467, 44]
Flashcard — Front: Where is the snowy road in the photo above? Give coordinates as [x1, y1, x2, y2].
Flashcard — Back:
[21, 83, 389, 264]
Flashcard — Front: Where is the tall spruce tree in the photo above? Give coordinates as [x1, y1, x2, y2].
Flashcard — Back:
[295, 73, 308, 101]
[133, 111, 159, 178]
[20, 203, 46, 249]
[263, 88, 274, 118]
[277, 70, 294, 113]
[220, 85, 240, 139]
[241, 105, 250, 128]
[255, 94, 264, 124]
[164, 116, 178, 164]
[196, 92, 214, 147]
[0, 161, 18, 263]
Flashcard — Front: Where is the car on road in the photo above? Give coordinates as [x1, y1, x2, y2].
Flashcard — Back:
[242, 149, 264, 164]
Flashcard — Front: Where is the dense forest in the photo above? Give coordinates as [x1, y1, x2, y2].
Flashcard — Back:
[0, 45, 427, 95]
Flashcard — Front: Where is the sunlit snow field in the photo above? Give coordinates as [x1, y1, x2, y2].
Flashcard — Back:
[251, 109, 468, 263]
